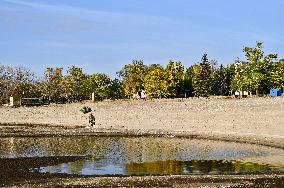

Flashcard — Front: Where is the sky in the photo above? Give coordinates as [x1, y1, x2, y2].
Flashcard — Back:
[0, 0, 284, 78]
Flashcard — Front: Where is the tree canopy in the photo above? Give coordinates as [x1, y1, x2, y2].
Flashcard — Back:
[0, 42, 282, 104]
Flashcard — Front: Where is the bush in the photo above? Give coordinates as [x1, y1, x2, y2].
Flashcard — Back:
[80, 106, 92, 114]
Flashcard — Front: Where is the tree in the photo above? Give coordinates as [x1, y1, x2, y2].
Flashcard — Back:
[83, 73, 111, 101]
[163, 61, 185, 97]
[223, 64, 235, 95]
[117, 60, 146, 97]
[42, 67, 64, 102]
[175, 61, 185, 97]
[270, 59, 284, 90]
[143, 64, 168, 98]
[192, 54, 212, 97]
[165, 60, 176, 97]
[107, 78, 124, 100]
[65, 66, 88, 101]
[242, 42, 277, 94]
[0, 65, 39, 104]
[231, 59, 247, 93]
[211, 64, 225, 96]
[184, 66, 194, 97]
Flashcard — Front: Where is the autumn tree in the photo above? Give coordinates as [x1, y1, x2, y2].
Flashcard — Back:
[65, 66, 88, 101]
[14, 66, 41, 98]
[164, 61, 185, 97]
[42, 67, 64, 102]
[117, 60, 146, 97]
[165, 60, 176, 97]
[143, 64, 168, 98]
[231, 59, 246, 92]
[0, 65, 39, 104]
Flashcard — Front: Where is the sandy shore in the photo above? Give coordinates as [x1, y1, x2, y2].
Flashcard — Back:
[1, 97, 284, 187]
[0, 97, 284, 146]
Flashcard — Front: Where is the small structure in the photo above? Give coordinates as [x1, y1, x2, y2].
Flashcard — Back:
[132, 90, 148, 100]
[92, 92, 95, 102]
[184, 90, 191, 98]
[21, 98, 43, 106]
[234, 91, 251, 98]
[140, 90, 147, 99]
[9, 96, 21, 107]
[270, 89, 282, 97]
[132, 93, 140, 100]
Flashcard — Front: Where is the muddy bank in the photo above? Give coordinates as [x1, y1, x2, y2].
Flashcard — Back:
[1, 126, 284, 188]
[1, 155, 283, 187]
[4, 174, 284, 188]
[0, 123, 283, 150]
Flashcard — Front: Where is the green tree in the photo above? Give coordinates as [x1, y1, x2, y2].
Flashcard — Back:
[231, 59, 247, 92]
[175, 61, 185, 97]
[184, 66, 194, 97]
[83, 73, 111, 101]
[242, 42, 277, 94]
[223, 64, 235, 95]
[270, 59, 284, 90]
[211, 64, 225, 96]
[192, 54, 212, 97]
[107, 78, 124, 100]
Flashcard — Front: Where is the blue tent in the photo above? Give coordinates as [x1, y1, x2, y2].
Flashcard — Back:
[270, 89, 282, 97]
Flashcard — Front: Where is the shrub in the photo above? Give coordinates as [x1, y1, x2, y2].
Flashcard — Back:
[80, 106, 92, 114]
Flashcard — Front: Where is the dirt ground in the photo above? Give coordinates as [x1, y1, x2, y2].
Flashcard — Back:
[5, 174, 284, 188]
[1, 97, 284, 146]
[1, 97, 284, 187]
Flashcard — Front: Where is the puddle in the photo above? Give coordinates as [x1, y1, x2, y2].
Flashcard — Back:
[0, 136, 283, 176]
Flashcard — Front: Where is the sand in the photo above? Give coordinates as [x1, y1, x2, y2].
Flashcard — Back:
[0, 97, 284, 145]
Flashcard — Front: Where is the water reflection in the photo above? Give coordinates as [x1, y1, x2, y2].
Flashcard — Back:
[126, 160, 276, 175]
[36, 159, 280, 176]
[0, 136, 283, 176]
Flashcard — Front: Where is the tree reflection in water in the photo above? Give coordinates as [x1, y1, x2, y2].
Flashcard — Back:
[125, 160, 275, 175]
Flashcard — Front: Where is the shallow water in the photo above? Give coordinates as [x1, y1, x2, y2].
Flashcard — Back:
[0, 136, 283, 176]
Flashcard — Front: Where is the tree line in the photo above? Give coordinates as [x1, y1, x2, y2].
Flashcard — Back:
[0, 42, 283, 104]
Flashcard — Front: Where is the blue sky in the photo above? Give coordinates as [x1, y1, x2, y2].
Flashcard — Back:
[0, 0, 283, 78]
